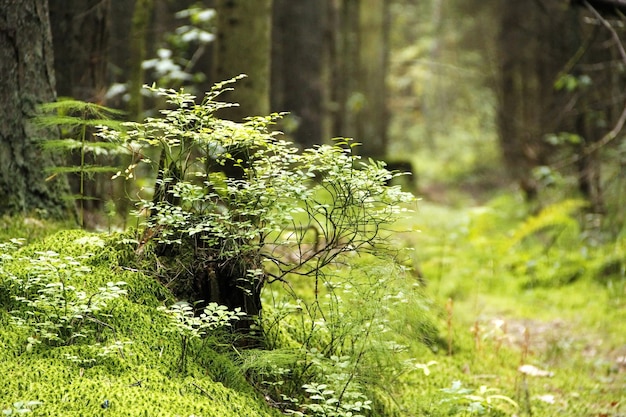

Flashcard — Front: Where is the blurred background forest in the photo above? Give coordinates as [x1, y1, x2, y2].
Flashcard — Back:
[50, 0, 626, 230]
[3, 0, 626, 232]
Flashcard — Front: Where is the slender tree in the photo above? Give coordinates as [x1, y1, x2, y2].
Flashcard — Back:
[128, 0, 154, 121]
[271, 0, 326, 149]
[0, 0, 72, 218]
[496, 0, 579, 199]
[329, 0, 360, 141]
[214, 0, 273, 121]
[329, 0, 390, 158]
[357, 0, 390, 158]
[497, 0, 625, 212]
[49, 0, 109, 103]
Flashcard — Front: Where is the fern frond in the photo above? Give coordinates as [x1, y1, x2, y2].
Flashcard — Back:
[45, 165, 121, 175]
[507, 199, 587, 248]
[38, 98, 126, 118]
[40, 139, 84, 151]
[32, 115, 124, 130]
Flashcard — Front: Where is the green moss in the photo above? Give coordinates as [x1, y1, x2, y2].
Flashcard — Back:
[0, 215, 75, 244]
[0, 230, 281, 416]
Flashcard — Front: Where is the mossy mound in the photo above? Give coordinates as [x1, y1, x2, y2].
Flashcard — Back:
[0, 229, 281, 417]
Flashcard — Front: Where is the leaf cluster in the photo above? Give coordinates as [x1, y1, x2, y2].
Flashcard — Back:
[4, 250, 127, 349]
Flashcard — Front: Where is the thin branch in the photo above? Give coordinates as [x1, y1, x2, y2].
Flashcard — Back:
[585, 0, 626, 61]
[191, 382, 214, 400]
[554, 1, 626, 169]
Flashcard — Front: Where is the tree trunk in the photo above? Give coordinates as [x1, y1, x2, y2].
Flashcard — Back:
[214, 0, 272, 121]
[0, 0, 72, 218]
[107, 0, 135, 108]
[570, 10, 624, 214]
[271, 0, 326, 149]
[49, 0, 109, 102]
[128, 0, 153, 121]
[496, 0, 579, 199]
[329, 0, 389, 158]
[356, 0, 389, 159]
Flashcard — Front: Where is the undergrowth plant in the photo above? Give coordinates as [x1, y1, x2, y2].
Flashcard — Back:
[159, 300, 245, 372]
[5, 250, 127, 350]
[98, 76, 414, 338]
[439, 380, 518, 416]
[94, 76, 415, 415]
[246, 258, 430, 417]
[33, 99, 126, 228]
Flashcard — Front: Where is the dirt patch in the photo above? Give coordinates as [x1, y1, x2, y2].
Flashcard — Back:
[476, 316, 626, 374]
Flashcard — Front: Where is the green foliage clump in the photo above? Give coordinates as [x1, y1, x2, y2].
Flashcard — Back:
[96, 77, 414, 348]
[239, 255, 437, 417]
[159, 300, 245, 372]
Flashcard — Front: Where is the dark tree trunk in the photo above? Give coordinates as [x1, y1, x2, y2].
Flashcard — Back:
[497, 0, 579, 199]
[329, 0, 360, 140]
[497, 0, 620, 212]
[0, 0, 72, 218]
[357, 0, 390, 159]
[49, 0, 109, 102]
[108, 0, 135, 108]
[271, 0, 326, 149]
[328, 0, 389, 158]
[128, 0, 154, 121]
[569, 8, 626, 214]
[214, 0, 272, 121]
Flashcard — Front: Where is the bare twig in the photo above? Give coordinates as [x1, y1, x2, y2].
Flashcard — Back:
[553, 1, 626, 169]
[191, 381, 214, 400]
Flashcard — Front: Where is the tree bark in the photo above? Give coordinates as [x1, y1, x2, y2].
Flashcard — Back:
[49, 0, 109, 102]
[49, 0, 111, 219]
[271, 0, 326, 149]
[357, 0, 389, 159]
[329, 0, 389, 158]
[0, 0, 72, 218]
[214, 0, 272, 121]
[330, 0, 360, 140]
[128, 0, 153, 121]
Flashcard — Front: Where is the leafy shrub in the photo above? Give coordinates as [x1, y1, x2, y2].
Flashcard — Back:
[98, 77, 414, 343]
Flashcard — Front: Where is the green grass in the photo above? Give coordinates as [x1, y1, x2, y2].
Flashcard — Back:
[1, 192, 624, 417]
[389, 196, 626, 417]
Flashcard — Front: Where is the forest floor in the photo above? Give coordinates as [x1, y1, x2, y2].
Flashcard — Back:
[396, 188, 626, 417]
[1, 184, 624, 417]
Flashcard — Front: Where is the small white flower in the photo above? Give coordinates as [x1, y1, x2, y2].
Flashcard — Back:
[518, 364, 554, 377]
[536, 394, 555, 404]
